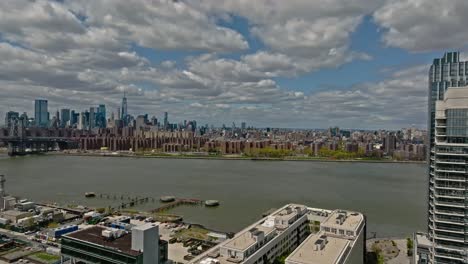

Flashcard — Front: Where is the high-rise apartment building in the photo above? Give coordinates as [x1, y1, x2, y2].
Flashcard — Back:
[417, 52, 468, 264]
[34, 99, 48, 127]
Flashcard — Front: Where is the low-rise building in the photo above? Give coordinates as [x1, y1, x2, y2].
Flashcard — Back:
[61, 224, 168, 264]
[286, 210, 365, 264]
[191, 205, 365, 264]
[0, 210, 32, 224]
[191, 204, 310, 264]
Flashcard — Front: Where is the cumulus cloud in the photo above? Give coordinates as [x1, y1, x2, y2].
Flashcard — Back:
[64, 0, 248, 52]
[0, 0, 449, 129]
[374, 0, 468, 52]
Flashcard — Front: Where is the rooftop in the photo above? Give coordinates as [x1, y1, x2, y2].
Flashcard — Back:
[285, 232, 350, 264]
[64, 226, 141, 257]
[1, 210, 31, 217]
[321, 210, 364, 233]
[223, 224, 275, 251]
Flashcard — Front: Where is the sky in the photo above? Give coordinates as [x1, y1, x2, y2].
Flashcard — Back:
[1, 0, 468, 129]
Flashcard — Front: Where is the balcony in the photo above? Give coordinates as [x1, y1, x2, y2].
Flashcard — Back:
[435, 168, 466, 174]
[434, 200, 466, 208]
[434, 225, 464, 234]
[434, 174, 466, 181]
[434, 208, 464, 217]
[434, 251, 464, 262]
[436, 159, 467, 165]
[434, 183, 465, 191]
[434, 234, 465, 243]
[436, 150, 468, 156]
[433, 216, 465, 225]
[434, 192, 465, 199]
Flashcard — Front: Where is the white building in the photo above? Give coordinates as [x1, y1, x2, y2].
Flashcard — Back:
[191, 204, 309, 264]
[286, 210, 365, 264]
[132, 223, 159, 264]
[191, 205, 365, 264]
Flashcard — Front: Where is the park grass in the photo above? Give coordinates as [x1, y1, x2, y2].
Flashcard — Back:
[28, 252, 60, 264]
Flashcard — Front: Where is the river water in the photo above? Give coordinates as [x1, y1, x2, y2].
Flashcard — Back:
[0, 154, 427, 238]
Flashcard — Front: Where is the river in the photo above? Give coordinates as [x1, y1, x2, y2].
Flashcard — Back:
[0, 154, 427, 238]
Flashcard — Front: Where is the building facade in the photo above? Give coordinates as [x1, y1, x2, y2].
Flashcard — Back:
[191, 205, 365, 264]
[61, 224, 166, 264]
[426, 82, 468, 263]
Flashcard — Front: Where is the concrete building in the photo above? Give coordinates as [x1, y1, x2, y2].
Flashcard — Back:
[61, 224, 167, 264]
[191, 205, 365, 264]
[0, 210, 32, 224]
[132, 223, 159, 264]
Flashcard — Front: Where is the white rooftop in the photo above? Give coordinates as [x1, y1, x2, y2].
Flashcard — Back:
[286, 232, 350, 264]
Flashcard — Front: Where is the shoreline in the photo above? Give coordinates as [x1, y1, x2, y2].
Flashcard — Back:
[44, 152, 426, 164]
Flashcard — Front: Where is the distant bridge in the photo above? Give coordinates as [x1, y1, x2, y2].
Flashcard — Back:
[0, 118, 79, 156]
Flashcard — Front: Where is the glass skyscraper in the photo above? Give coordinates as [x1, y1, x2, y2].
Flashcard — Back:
[34, 99, 48, 127]
[426, 52, 468, 263]
[121, 93, 128, 120]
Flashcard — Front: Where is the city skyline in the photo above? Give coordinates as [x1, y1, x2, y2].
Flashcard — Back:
[1, 1, 468, 129]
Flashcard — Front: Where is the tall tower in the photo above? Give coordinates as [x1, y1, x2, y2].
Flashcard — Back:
[34, 99, 48, 127]
[163, 112, 168, 130]
[121, 92, 128, 124]
[426, 52, 468, 263]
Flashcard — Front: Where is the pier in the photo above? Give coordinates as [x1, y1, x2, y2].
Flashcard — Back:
[151, 198, 203, 213]
[94, 193, 207, 212]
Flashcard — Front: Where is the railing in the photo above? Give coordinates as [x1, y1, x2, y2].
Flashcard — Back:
[434, 200, 466, 208]
[433, 216, 465, 224]
[435, 168, 466, 173]
[436, 159, 467, 164]
[434, 174, 466, 181]
[434, 233, 465, 242]
[434, 226, 465, 234]
[434, 208, 464, 217]
[434, 183, 465, 190]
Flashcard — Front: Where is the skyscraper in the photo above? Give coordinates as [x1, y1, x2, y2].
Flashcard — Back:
[121, 93, 128, 123]
[96, 104, 107, 128]
[4, 111, 19, 129]
[420, 52, 468, 264]
[89, 107, 96, 129]
[34, 99, 48, 127]
[163, 112, 168, 130]
[60, 109, 71, 128]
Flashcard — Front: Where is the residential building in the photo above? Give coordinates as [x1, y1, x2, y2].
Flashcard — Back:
[191, 205, 365, 264]
[425, 86, 468, 263]
[415, 52, 468, 264]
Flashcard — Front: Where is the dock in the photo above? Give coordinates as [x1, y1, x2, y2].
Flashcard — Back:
[151, 198, 203, 213]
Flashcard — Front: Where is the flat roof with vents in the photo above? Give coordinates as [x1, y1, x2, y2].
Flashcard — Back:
[285, 232, 350, 264]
